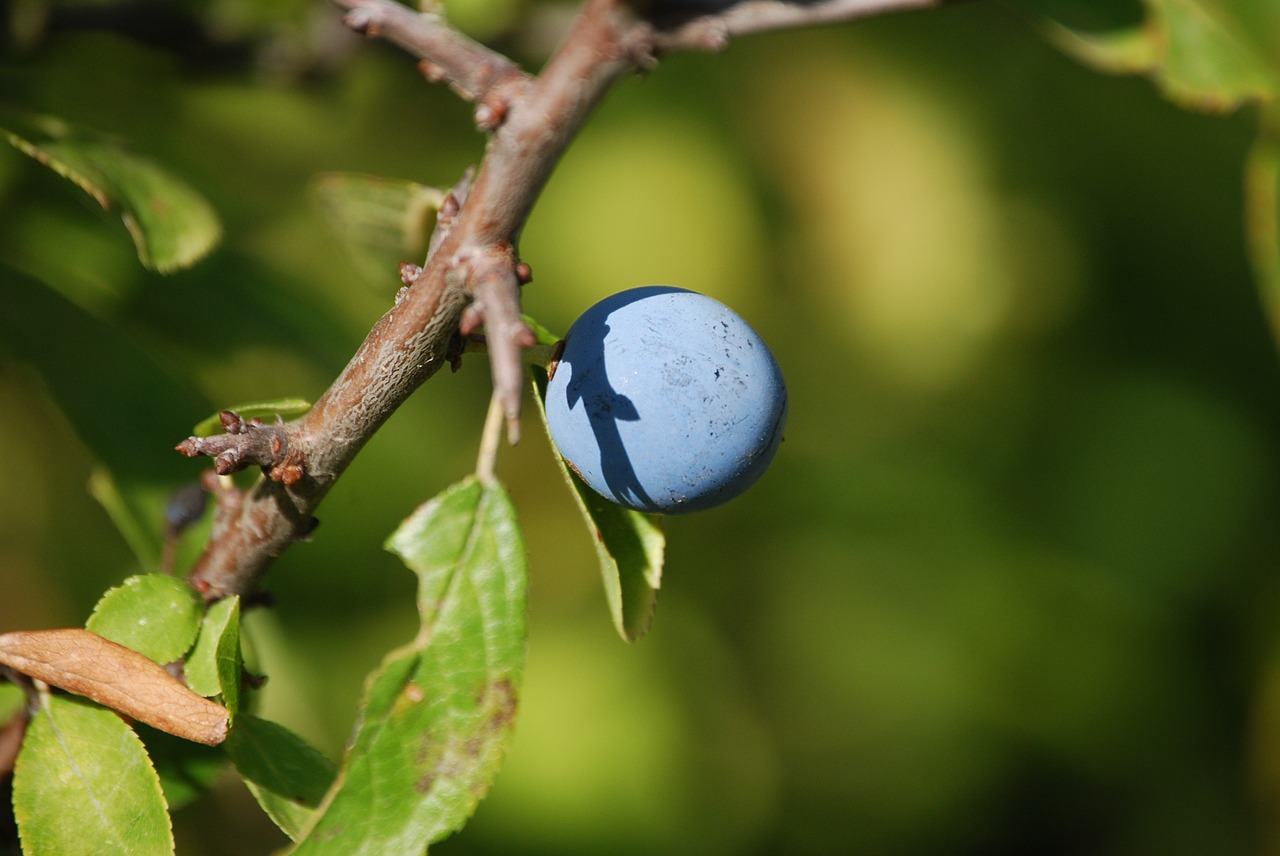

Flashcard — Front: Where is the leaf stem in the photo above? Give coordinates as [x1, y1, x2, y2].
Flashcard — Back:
[475, 393, 506, 485]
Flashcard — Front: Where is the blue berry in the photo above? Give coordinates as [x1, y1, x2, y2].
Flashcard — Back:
[544, 286, 787, 514]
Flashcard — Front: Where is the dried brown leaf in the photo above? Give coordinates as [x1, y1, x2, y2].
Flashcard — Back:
[0, 628, 228, 746]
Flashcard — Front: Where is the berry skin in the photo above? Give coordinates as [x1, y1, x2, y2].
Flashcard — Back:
[544, 286, 787, 514]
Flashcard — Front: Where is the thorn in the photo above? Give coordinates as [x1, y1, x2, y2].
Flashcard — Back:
[439, 190, 461, 222]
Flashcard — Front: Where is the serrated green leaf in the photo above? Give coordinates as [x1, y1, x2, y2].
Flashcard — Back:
[193, 398, 312, 437]
[531, 367, 664, 642]
[134, 723, 226, 811]
[291, 477, 527, 855]
[1008, 0, 1280, 111]
[185, 597, 242, 718]
[1248, 105, 1280, 350]
[310, 172, 443, 285]
[4, 115, 221, 272]
[13, 693, 173, 856]
[85, 574, 202, 665]
[225, 714, 337, 841]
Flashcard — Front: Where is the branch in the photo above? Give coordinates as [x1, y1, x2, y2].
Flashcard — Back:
[653, 0, 957, 52]
[333, 0, 532, 126]
[179, 0, 949, 600]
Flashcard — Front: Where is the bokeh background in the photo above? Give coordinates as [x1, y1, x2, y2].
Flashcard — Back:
[3, 0, 1280, 853]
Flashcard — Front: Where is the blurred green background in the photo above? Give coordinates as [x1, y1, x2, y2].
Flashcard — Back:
[3, 0, 1280, 853]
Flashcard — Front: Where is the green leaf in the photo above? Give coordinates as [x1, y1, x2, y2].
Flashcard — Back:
[225, 715, 337, 841]
[4, 115, 221, 272]
[521, 314, 561, 347]
[1009, 0, 1280, 111]
[193, 398, 313, 437]
[1248, 105, 1280, 349]
[0, 683, 23, 723]
[185, 596, 243, 719]
[310, 172, 443, 285]
[12, 693, 173, 856]
[85, 574, 202, 665]
[0, 266, 212, 486]
[531, 367, 664, 642]
[291, 477, 527, 855]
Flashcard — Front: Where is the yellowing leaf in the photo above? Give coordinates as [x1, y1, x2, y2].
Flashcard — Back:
[13, 693, 174, 855]
[291, 477, 527, 854]
[0, 628, 228, 745]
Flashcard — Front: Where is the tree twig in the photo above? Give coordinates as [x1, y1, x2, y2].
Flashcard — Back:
[651, 0, 956, 52]
[179, 0, 954, 601]
[333, 0, 532, 125]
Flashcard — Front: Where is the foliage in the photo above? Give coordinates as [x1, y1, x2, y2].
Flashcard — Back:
[1, 0, 1279, 854]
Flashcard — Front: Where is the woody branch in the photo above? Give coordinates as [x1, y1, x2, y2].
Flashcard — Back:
[177, 0, 952, 601]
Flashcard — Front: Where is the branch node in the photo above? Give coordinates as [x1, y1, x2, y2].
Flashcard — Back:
[214, 449, 242, 475]
[418, 59, 447, 83]
[270, 462, 305, 487]
[400, 261, 424, 285]
[474, 97, 509, 131]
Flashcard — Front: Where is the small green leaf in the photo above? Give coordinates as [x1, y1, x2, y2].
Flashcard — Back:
[310, 172, 443, 286]
[291, 477, 527, 855]
[531, 367, 664, 642]
[0, 683, 23, 723]
[225, 714, 337, 841]
[13, 693, 173, 856]
[1008, 0, 1280, 111]
[185, 596, 242, 718]
[4, 115, 221, 272]
[85, 574, 202, 665]
[193, 398, 312, 437]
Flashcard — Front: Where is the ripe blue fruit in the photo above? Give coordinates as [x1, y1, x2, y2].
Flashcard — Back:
[544, 286, 787, 514]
